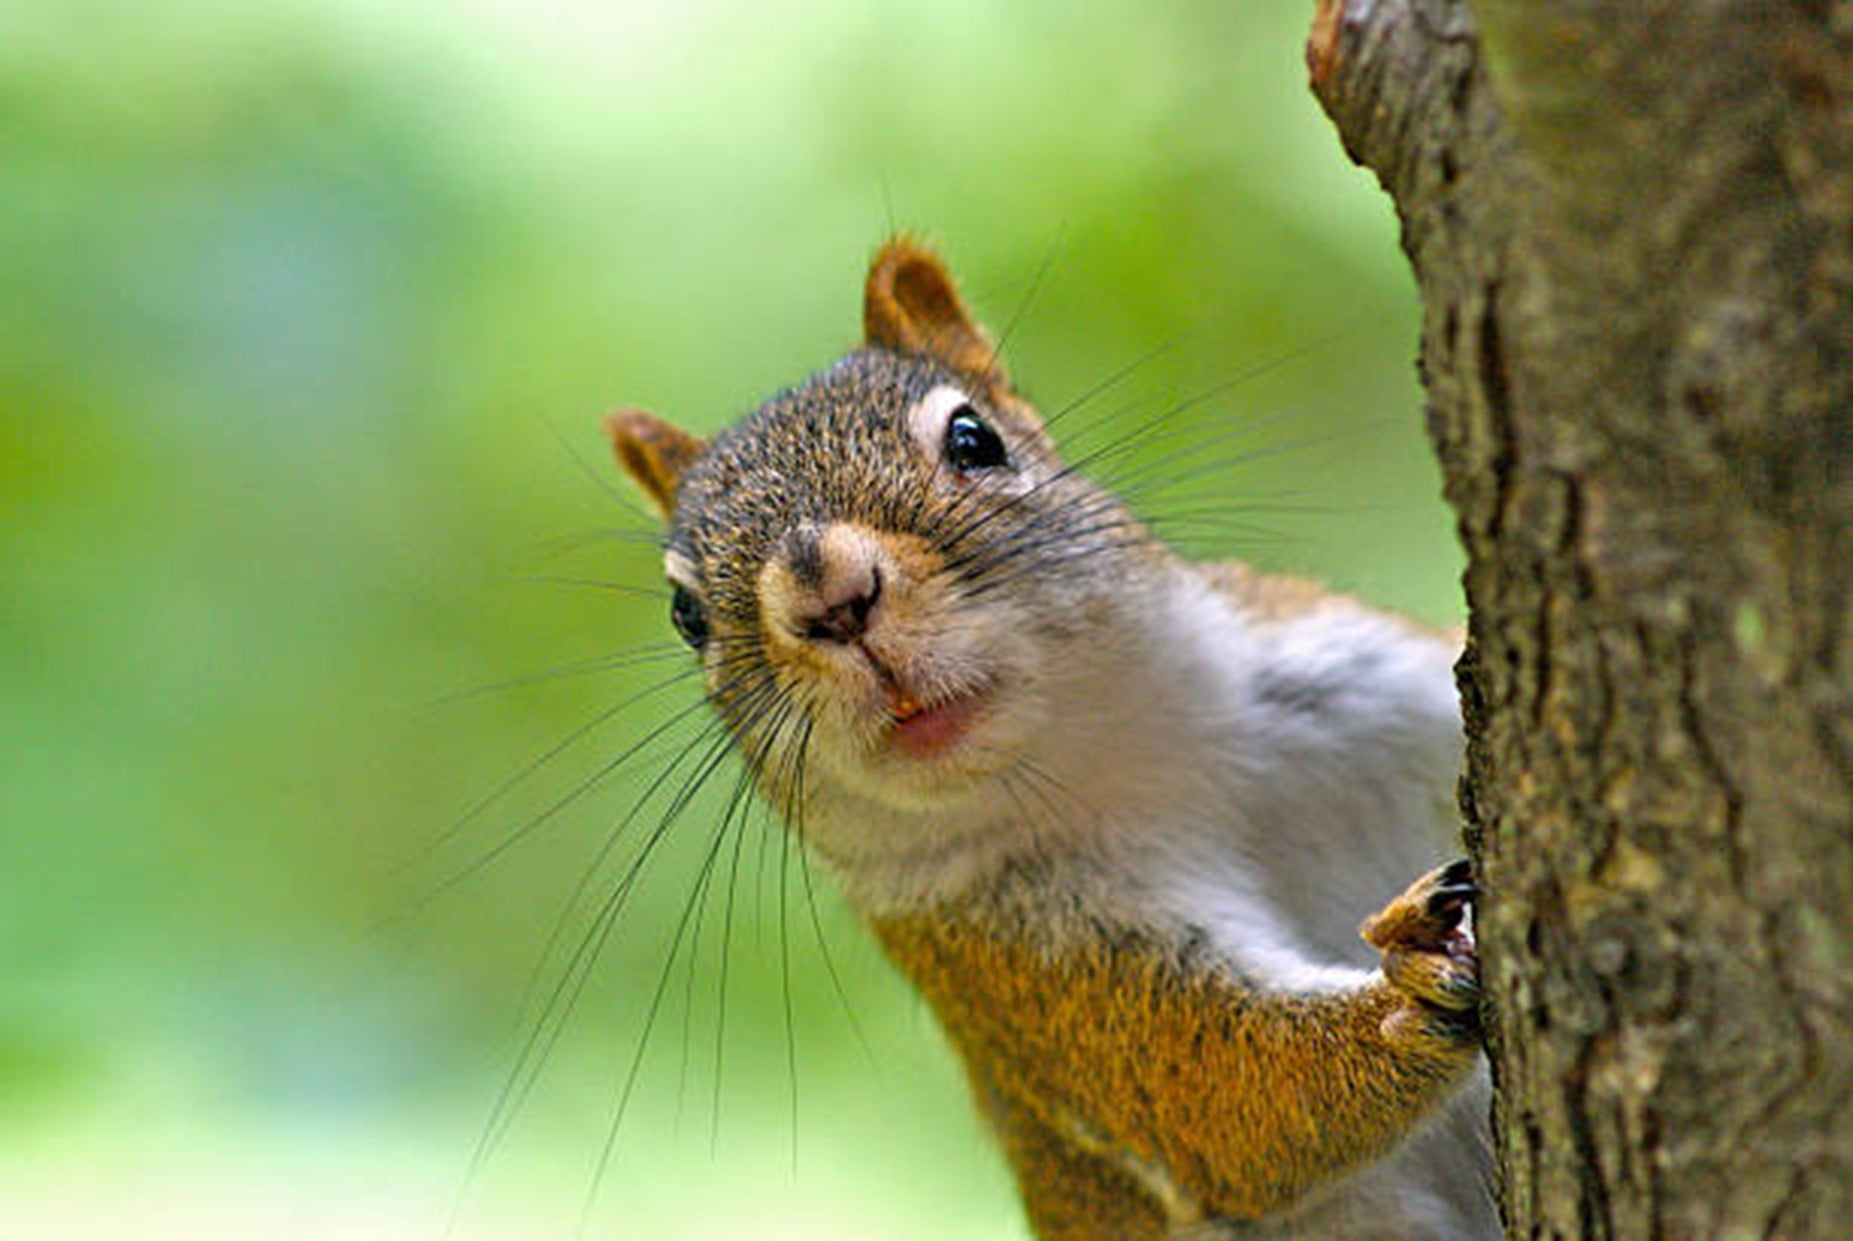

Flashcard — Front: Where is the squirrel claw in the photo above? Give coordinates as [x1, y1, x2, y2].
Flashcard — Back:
[1360, 859, 1476, 952]
[1361, 860, 1482, 1037]
[1426, 882, 1474, 927]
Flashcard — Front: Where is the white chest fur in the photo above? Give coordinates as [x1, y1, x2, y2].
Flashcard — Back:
[809, 562, 1466, 983]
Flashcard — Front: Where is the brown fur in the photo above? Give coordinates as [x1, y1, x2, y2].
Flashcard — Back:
[1202, 561, 1463, 649]
[863, 237, 1005, 389]
[603, 407, 705, 518]
[870, 865, 1479, 1235]
[1197, 562, 1343, 624]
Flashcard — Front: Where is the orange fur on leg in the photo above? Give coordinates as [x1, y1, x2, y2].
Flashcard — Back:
[873, 867, 1480, 1231]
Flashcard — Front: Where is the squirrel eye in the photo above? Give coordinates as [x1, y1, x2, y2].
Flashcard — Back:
[669, 585, 709, 650]
[944, 406, 1008, 473]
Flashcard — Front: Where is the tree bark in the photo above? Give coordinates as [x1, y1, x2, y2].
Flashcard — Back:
[1307, 3, 1850, 1237]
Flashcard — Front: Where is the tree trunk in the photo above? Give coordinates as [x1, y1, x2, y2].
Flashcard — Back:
[1306, 2, 1850, 1237]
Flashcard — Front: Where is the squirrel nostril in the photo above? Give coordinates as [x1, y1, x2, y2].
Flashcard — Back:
[800, 564, 881, 644]
[857, 564, 882, 620]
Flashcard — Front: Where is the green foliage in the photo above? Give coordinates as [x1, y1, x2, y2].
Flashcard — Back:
[0, 1, 1450, 1235]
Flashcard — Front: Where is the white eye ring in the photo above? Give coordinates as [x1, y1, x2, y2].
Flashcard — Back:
[663, 549, 700, 595]
[907, 385, 975, 463]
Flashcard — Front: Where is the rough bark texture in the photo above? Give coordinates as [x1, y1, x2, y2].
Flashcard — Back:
[1308, 2, 1850, 1237]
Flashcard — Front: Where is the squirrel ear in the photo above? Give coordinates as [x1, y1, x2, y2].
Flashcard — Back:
[603, 408, 705, 520]
[863, 238, 1005, 387]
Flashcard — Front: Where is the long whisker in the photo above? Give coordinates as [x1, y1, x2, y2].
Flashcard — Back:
[422, 643, 688, 708]
[503, 573, 670, 599]
[455, 660, 780, 1198]
[525, 525, 668, 562]
[403, 685, 719, 917]
[709, 692, 806, 1151]
[977, 230, 1064, 384]
[397, 660, 702, 879]
[786, 720, 878, 1073]
[574, 674, 799, 1231]
[443, 700, 733, 1238]
[574, 785, 738, 1240]
[1040, 334, 1189, 432]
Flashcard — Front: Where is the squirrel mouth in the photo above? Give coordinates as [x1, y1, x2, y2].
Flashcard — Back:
[886, 683, 990, 759]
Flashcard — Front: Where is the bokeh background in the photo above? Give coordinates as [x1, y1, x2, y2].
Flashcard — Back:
[2, 2, 1459, 1238]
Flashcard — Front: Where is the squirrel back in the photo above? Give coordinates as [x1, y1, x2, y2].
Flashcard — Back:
[605, 239, 1494, 1239]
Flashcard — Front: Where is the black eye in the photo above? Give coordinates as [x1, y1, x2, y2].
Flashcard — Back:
[669, 585, 708, 649]
[944, 406, 1008, 473]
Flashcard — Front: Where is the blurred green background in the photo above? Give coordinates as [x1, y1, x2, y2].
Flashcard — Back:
[1, 1, 1456, 1237]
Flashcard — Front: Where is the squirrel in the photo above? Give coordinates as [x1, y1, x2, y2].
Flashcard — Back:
[602, 239, 1496, 1240]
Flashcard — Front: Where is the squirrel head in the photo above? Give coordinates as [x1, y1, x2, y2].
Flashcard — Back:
[604, 239, 1156, 860]
[607, 239, 1019, 519]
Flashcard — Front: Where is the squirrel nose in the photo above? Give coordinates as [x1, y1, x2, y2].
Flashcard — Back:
[777, 522, 883, 645]
[801, 563, 881, 643]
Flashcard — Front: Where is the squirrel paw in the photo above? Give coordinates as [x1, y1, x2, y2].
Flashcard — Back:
[1360, 859, 1480, 1040]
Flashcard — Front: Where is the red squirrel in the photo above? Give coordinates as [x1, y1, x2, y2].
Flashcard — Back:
[604, 239, 1494, 1239]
